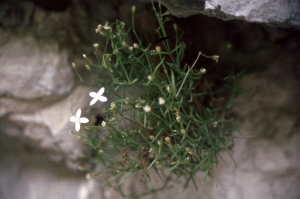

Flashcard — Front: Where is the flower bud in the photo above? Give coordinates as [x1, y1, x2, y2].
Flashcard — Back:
[122, 41, 128, 47]
[85, 64, 90, 70]
[181, 129, 186, 135]
[185, 156, 191, 162]
[95, 24, 102, 33]
[143, 105, 151, 112]
[149, 135, 155, 140]
[199, 68, 206, 74]
[158, 97, 165, 105]
[135, 103, 142, 108]
[131, 5, 136, 12]
[165, 137, 170, 143]
[133, 43, 139, 48]
[155, 46, 161, 53]
[213, 121, 218, 128]
[147, 75, 153, 81]
[166, 86, 171, 93]
[158, 140, 162, 146]
[212, 55, 219, 63]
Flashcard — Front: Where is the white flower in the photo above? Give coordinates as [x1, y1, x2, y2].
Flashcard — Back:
[70, 109, 89, 132]
[89, 87, 107, 105]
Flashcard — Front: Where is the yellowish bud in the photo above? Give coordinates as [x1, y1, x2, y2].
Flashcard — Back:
[131, 5, 136, 12]
[158, 97, 165, 105]
[155, 46, 161, 53]
[143, 105, 151, 112]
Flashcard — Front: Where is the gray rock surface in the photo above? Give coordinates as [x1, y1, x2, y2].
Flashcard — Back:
[0, 36, 74, 100]
[140, 0, 300, 30]
[6, 86, 92, 169]
[0, 136, 104, 199]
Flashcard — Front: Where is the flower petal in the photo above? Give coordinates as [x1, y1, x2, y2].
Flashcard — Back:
[76, 109, 81, 118]
[89, 92, 97, 98]
[90, 98, 97, 106]
[98, 87, 105, 95]
[70, 116, 77, 123]
[79, 117, 89, 123]
[99, 96, 107, 102]
[75, 122, 80, 131]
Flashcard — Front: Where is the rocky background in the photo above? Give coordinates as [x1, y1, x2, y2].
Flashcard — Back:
[0, 0, 299, 199]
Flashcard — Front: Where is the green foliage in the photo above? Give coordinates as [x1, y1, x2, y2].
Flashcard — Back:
[73, 1, 242, 197]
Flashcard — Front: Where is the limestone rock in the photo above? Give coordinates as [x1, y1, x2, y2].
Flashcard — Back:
[7, 86, 92, 170]
[139, 0, 300, 30]
[0, 36, 74, 100]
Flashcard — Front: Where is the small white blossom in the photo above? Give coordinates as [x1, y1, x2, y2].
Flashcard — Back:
[93, 43, 99, 48]
[101, 121, 106, 128]
[83, 54, 87, 58]
[89, 87, 107, 106]
[70, 109, 89, 132]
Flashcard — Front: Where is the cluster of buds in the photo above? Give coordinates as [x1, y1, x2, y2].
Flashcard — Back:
[95, 23, 110, 36]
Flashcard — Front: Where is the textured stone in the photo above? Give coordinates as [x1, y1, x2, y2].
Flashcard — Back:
[0, 143, 104, 199]
[7, 86, 93, 170]
[139, 0, 300, 30]
[0, 36, 74, 100]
